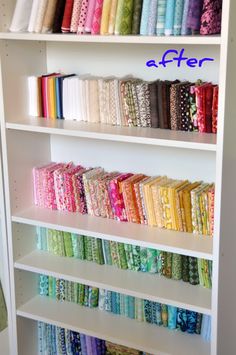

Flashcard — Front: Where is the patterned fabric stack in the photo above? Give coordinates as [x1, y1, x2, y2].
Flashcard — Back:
[38, 321, 142, 354]
[37, 227, 213, 288]
[10, 0, 222, 36]
[38, 274, 209, 335]
[28, 75, 219, 134]
[33, 161, 215, 236]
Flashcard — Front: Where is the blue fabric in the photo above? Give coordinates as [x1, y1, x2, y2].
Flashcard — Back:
[140, 0, 151, 35]
[165, 0, 176, 35]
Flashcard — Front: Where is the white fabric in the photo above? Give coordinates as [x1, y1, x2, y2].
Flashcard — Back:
[9, 0, 33, 32]
[28, 76, 40, 117]
[28, 0, 40, 32]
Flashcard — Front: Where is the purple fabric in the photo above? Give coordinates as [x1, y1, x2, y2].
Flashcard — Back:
[187, 0, 203, 32]
[200, 0, 222, 35]
[80, 334, 87, 355]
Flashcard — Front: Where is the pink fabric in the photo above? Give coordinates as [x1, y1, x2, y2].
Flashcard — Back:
[108, 173, 133, 221]
[70, 0, 83, 32]
[77, 0, 89, 33]
[91, 0, 104, 34]
[84, 0, 96, 32]
[64, 165, 83, 212]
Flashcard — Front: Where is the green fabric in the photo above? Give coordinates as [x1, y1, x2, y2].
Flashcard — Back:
[172, 254, 182, 280]
[132, 0, 143, 34]
[164, 252, 172, 279]
[63, 232, 73, 257]
[84, 237, 93, 261]
[117, 243, 128, 269]
[147, 248, 158, 273]
[102, 240, 112, 265]
[188, 256, 199, 285]
[140, 247, 148, 272]
[77, 284, 85, 305]
[91, 238, 104, 265]
[114, 0, 125, 35]
[0, 282, 7, 331]
[124, 244, 134, 270]
[119, 0, 134, 35]
[182, 255, 190, 282]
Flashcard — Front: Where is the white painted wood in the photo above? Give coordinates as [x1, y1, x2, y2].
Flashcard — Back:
[17, 295, 211, 355]
[50, 135, 216, 182]
[0, 32, 221, 45]
[12, 206, 213, 260]
[211, 1, 236, 354]
[0, 0, 234, 354]
[0, 328, 9, 355]
[6, 118, 217, 151]
[14, 249, 212, 315]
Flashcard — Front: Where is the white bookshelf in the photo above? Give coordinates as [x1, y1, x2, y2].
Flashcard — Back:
[0, 141, 10, 354]
[0, 0, 236, 354]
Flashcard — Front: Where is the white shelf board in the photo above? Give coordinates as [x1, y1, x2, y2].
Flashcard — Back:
[12, 206, 213, 260]
[17, 295, 211, 355]
[0, 32, 221, 45]
[6, 118, 217, 151]
[14, 250, 212, 315]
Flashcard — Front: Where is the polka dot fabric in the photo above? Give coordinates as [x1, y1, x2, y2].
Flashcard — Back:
[70, 0, 83, 32]
[77, 0, 89, 33]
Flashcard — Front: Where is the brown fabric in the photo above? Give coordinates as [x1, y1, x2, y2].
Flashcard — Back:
[52, 0, 66, 33]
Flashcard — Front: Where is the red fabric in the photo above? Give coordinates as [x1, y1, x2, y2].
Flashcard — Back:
[212, 86, 219, 134]
[61, 0, 74, 32]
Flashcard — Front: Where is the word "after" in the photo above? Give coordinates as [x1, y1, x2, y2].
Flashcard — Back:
[146, 48, 214, 69]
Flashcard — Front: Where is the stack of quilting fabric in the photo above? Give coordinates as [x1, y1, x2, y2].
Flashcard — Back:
[33, 161, 215, 236]
[28, 74, 219, 134]
[38, 321, 144, 354]
[37, 227, 213, 288]
[10, 0, 222, 36]
[39, 274, 210, 336]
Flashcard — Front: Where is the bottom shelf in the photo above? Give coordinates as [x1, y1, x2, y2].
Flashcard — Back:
[17, 296, 210, 355]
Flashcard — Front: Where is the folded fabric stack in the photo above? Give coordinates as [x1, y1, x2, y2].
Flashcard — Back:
[39, 274, 209, 336]
[33, 161, 215, 236]
[10, 0, 222, 36]
[37, 227, 212, 288]
[38, 321, 142, 354]
[28, 74, 219, 133]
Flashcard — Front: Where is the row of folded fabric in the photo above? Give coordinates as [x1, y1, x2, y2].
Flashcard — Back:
[33, 162, 215, 236]
[39, 274, 210, 338]
[28, 74, 219, 133]
[10, 0, 222, 36]
[38, 321, 147, 355]
[37, 227, 212, 288]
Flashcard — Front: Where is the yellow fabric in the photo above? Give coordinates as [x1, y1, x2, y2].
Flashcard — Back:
[108, 0, 118, 34]
[47, 76, 56, 119]
[151, 177, 169, 228]
[182, 182, 201, 233]
[143, 176, 162, 226]
[100, 0, 112, 34]
[169, 180, 189, 231]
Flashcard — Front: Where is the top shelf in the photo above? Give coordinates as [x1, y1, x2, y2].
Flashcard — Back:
[0, 32, 221, 45]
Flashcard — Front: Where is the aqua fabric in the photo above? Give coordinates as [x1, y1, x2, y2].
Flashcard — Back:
[165, 0, 176, 35]
[173, 0, 184, 35]
[181, 0, 190, 34]
[140, 0, 150, 35]
[156, 0, 167, 35]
